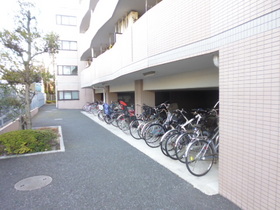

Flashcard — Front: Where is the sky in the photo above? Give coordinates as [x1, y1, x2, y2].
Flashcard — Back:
[0, 0, 75, 71]
[0, 0, 47, 30]
[0, 0, 74, 31]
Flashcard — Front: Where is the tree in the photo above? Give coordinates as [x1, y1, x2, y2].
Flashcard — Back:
[41, 66, 55, 95]
[0, 0, 59, 129]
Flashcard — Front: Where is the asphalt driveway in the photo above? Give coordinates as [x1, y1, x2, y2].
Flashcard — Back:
[0, 105, 240, 210]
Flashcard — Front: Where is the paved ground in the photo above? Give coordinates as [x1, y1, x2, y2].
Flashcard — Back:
[0, 105, 240, 210]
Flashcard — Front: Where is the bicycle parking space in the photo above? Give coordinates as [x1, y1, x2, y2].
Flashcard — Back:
[82, 111, 219, 196]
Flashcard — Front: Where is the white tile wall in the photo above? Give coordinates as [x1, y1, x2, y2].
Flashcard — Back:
[219, 28, 280, 209]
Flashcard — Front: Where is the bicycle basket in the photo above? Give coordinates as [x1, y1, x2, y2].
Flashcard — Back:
[203, 115, 218, 131]
[167, 103, 178, 113]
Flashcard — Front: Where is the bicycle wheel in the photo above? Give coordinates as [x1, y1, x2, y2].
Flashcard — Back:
[104, 114, 113, 124]
[97, 110, 104, 121]
[160, 129, 179, 156]
[129, 119, 143, 140]
[174, 133, 191, 163]
[121, 118, 130, 133]
[117, 115, 125, 130]
[144, 124, 165, 148]
[185, 140, 214, 176]
[82, 104, 88, 111]
[165, 132, 180, 159]
[90, 105, 99, 116]
[111, 112, 120, 127]
[140, 121, 154, 139]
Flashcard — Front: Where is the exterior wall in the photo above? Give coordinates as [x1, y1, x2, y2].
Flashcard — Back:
[79, 0, 118, 57]
[79, 0, 280, 208]
[80, 0, 280, 88]
[143, 68, 218, 90]
[54, 0, 93, 109]
[219, 28, 280, 210]
[110, 82, 134, 92]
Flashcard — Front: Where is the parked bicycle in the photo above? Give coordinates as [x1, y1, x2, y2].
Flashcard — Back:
[185, 126, 219, 176]
[129, 104, 156, 139]
[116, 101, 136, 133]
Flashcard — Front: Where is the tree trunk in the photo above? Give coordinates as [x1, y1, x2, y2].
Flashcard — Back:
[25, 83, 32, 129]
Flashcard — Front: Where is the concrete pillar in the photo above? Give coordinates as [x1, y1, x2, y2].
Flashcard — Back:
[134, 80, 155, 115]
[93, 88, 103, 102]
[104, 86, 118, 104]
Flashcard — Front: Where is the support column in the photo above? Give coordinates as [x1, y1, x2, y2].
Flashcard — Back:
[134, 80, 155, 115]
[104, 86, 118, 104]
[93, 88, 103, 102]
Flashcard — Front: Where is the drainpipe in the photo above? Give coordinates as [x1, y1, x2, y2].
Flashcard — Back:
[145, 0, 148, 12]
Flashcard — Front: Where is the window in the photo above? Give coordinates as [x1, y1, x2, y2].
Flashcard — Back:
[57, 65, 78, 75]
[58, 91, 79, 100]
[59, 40, 77, 51]
[56, 15, 77, 26]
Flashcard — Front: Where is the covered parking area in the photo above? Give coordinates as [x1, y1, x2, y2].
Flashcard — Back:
[98, 51, 220, 113]
[155, 88, 219, 111]
[90, 52, 220, 143]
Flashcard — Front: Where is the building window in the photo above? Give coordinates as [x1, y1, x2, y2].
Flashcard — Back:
[56, 15, 77, 26]
[58, 91, 79, 100]
[57, 65, 78, 75]
[59, 40, 77, 51]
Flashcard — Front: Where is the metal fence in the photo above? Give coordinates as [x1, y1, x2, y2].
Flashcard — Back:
[0, 92, 46, 128]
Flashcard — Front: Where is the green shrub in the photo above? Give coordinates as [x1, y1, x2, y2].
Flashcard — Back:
[0, 128, 59, 155]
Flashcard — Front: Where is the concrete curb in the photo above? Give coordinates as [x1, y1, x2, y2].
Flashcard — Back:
[0, 126, 65, 160]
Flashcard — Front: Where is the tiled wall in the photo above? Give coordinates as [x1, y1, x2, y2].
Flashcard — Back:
[210, 0, 280, 35]
[80, 1, 280, 208]
[219, 28, 280, 209]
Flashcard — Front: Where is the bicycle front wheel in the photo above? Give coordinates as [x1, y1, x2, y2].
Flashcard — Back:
[90, 105, 99, 116]
[165, 132, 180, 160]
[97, 110, 105, 121]
[160, 129, 179, 156]
[185, 140, 214, 176]
[144, 124, 165, 148]
[104, 114, 113, 124]
[129, 119, 144, 140]
[175, 133, 191, 163]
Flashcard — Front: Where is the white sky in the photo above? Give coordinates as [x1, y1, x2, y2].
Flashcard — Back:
[0, 0, 75, 31]
[0, 0, 77, 69]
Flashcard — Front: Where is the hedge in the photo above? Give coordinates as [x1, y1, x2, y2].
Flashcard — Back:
[0, 128, 59, 155]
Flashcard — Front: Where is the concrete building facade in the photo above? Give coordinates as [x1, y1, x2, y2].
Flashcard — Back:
[51, 0, 93, 109]
[77, 0, 280, 209]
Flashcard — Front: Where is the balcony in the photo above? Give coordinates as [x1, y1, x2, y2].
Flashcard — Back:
[79, 0, 164, 61]
[80, 0, 217, 88]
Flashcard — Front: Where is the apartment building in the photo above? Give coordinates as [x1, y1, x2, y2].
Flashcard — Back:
[49, 0, 93, 109]
[78, 0, 280, 209]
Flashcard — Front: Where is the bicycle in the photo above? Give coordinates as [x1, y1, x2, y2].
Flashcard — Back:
[129, 104, 155, 140]
[143, 103, 179, 148]
[103, 101, 122, 125]
[174, 105, 219, 163]
[139, 102, 169, 138]
[116, 101, 136, 133]
[159, 108, 194, 156]
[185, 127, 219, 176]
[163, 109, 205, 160]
